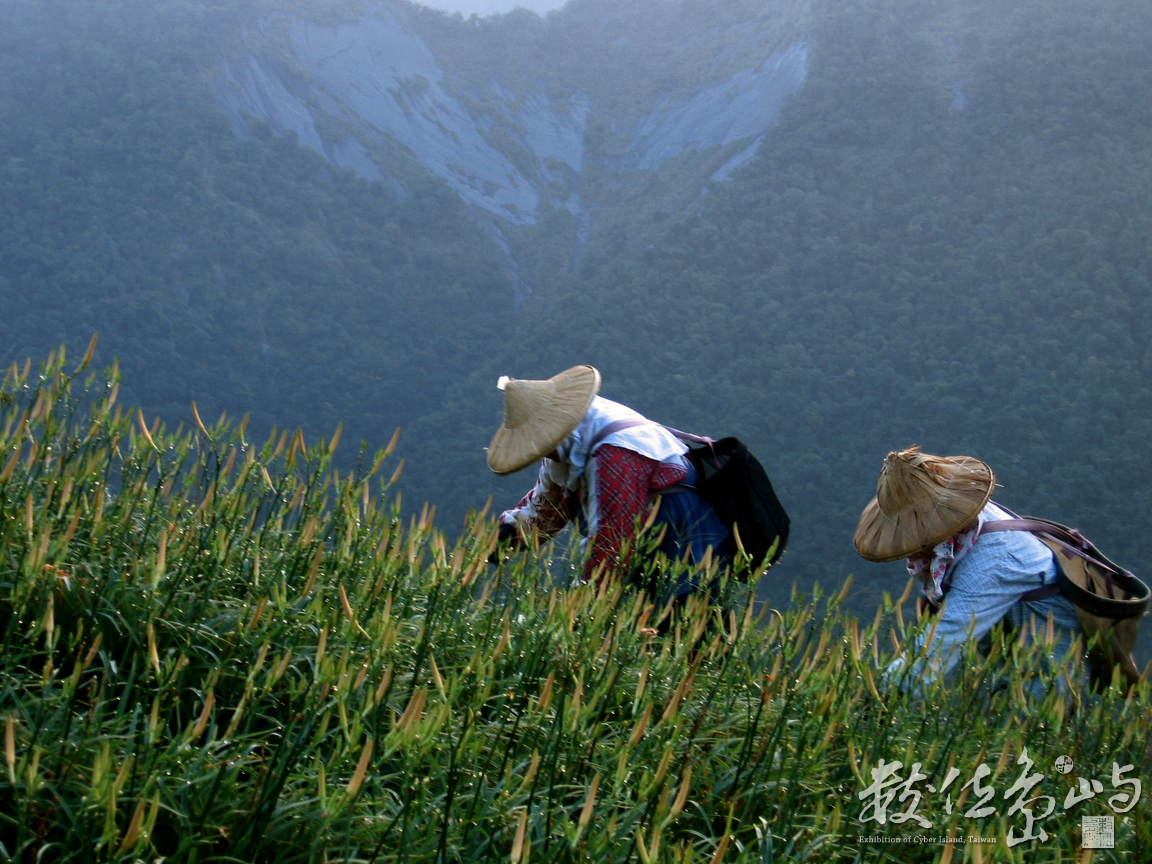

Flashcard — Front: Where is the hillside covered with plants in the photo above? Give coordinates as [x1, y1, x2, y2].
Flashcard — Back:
[405, 0, 1152, 624]
[1, 351, 1148, 862]
[2, 0, 1152, 636]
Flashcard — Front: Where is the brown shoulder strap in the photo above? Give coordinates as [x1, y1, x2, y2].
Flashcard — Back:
[981, 518, 1150, 618]
[980, 518, 1122, 578]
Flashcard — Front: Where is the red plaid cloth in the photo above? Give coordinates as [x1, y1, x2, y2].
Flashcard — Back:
[504, 444, 688, 583]
[588, 445, 687, 581]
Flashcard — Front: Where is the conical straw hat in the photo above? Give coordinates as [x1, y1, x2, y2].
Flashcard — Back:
[486, 365, 601, 475]
[854, 447, 995, 562]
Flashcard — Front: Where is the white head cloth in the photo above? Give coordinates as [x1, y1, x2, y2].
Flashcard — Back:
[545, 396, 687, 491]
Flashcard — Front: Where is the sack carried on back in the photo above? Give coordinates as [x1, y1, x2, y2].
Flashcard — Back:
[982, 516, 1150, 690]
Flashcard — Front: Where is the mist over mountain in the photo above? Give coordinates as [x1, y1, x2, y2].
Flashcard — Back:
[3, 0, 1151, 638]
[417, 0, 566, 16]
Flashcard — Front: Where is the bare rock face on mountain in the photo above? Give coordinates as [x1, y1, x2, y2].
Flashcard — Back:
[215, 4, 808, 229]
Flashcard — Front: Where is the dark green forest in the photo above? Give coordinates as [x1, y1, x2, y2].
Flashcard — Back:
[2, 0, 1152, 646]
[0, 0, 514, 441]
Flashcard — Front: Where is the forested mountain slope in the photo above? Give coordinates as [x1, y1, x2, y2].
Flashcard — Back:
[3, 0, 1151, 633]
[407, 0, 1152, 625]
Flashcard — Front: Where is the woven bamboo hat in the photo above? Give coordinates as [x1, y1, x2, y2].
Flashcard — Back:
[486, 365, 601, 475]
[854, 447, 995, 562]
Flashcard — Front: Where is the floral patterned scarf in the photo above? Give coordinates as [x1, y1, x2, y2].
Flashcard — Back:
[906, 502, 1006, 603]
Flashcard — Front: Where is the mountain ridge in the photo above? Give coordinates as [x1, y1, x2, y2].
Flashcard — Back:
[3, 0, 1152, 647]
[213, 0, 810, 278]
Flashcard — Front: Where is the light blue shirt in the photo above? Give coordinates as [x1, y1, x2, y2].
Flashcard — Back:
[888, 516, 1083, 696]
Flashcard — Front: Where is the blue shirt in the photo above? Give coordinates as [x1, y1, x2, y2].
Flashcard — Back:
[888, 521, 1083, 696]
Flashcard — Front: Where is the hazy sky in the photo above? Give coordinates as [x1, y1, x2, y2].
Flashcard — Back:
[419, 0, 567, 15]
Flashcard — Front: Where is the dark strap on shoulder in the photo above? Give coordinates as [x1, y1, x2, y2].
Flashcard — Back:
[588, 419, 652, 450]
[663, 426, 719, 463]
[589, 420, 717, 453]
[979, 518, 1088, 603]
[1019, 584, 1063, 602]
[979, 517, 1152, 615]
[662, 426, 715, 447]
[980, 518, 1124, 576]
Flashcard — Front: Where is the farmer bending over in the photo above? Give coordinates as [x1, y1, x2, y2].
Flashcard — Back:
[854, 447, 1084, 697]
[486, 365, 731, 601]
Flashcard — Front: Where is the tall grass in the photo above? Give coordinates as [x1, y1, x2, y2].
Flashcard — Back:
[0, 345, 1148, 863]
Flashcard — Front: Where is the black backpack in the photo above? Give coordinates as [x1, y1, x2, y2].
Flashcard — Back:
[669, 432, 790, 575]
[591, 420, 790, 575]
